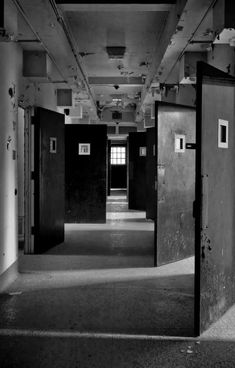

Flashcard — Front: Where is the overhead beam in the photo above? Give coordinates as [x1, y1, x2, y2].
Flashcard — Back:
[58, 4, 175, 12]
[88, 77, 144, 85]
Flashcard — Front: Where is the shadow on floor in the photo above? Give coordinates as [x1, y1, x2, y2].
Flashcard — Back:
[1, 335, 235, 368]
[0, 273, 194, 337]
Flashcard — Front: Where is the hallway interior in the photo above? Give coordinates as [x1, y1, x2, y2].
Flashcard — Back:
[2, 191, 235, 366]
[47, 190, 153, 266]
[2, 255, 235, 367]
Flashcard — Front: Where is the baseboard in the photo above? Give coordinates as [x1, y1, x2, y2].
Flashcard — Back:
[0, 260, 18, 293]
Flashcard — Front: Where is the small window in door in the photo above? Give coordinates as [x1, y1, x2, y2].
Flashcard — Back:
[111, 146, 126, 165]
[175, 134, 185, 153]
[218, 119, 229, 149]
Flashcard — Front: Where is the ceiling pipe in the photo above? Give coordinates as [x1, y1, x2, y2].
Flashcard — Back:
[48, 0, 98, 118]
[11, 0, 67, 83]
[164, 0, 218, 83]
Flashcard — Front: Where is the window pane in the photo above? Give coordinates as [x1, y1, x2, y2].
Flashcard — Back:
[110, 146, 126, 165]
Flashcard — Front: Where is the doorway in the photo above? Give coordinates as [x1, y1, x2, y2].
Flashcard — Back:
[110, 144, 127, 193]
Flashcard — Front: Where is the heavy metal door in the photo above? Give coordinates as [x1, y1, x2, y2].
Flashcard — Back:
[34, 107, 65, 253]
[155, 102, 195, 266]
[65, 124, 107, 223]
[128, 132, 146, 210]
[195, 62, 235, 335]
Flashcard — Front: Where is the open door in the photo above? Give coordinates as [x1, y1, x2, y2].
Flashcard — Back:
[155, 102, 195, 266]
[195, 62, 235, 335]
[65, 124, 107, 223]
[33, 107, 65, 253]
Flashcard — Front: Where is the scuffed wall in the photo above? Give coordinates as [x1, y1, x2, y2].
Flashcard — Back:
[19, 80, 58, 112]
[0, 42, 22, 275]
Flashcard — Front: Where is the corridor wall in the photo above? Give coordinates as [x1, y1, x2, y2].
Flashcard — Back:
[65, 124, 107, 223]
[0, 41, 22, 288]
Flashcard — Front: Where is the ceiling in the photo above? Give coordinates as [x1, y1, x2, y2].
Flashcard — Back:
[12, 0, 216, 123]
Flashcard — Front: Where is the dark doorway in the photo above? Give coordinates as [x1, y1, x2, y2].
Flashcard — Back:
[110, 144, 127, 190]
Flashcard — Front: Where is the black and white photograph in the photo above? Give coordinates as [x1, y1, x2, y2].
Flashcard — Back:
[1, 0, 235, 367]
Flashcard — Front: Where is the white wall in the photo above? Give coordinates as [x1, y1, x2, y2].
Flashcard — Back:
[0, 42, 22, 275]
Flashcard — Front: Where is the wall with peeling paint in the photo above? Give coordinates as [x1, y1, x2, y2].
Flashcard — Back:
[162, 44, 235, 107]
[0, 2, 58, 284]
[19, 79, 57, 112]
[0, 42, 22, 277]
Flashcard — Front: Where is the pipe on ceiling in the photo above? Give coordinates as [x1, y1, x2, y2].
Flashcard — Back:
[164, 0, 218, 83]
[12, 0, 67, 84]
[48, 0, 98, 115]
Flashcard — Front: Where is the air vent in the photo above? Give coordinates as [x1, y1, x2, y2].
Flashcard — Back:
[106, 46, 126, 59]
[112, 111, 122, 120]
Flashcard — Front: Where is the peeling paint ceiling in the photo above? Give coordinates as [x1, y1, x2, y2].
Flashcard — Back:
[13, 0, 217, 123]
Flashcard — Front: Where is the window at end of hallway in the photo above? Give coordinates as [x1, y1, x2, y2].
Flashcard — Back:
[111, 146, 126, 165]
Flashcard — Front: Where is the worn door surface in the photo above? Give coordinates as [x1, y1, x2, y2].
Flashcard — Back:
[34, 107, 65, 253]
[155, 102, 195, 266]
[195, 62, 235, 335]
[128, 132, 146, 210]
[65, 124, 107, 223]
[146, 127, 156, 219]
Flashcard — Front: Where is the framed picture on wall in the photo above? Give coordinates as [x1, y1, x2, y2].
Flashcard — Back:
[78, 143, 90, 155]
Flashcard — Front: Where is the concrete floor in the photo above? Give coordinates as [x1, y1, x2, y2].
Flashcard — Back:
[1, 194, 235, 367]
[2, 258, 235, 367]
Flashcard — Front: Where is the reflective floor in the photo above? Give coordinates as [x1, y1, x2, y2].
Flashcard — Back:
[0, 192, 204, 367]
[43, 192, 154, 269]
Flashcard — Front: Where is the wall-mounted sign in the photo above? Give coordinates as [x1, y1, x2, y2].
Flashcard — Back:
[50, 137, 57, 153]
[218, 119, 228, 149]
[139, 146, 146, 156]
[79, 143, 90, 155]
[175, 134, 185, 153]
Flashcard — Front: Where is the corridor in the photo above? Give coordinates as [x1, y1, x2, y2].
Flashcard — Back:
[0, 191, 197, 366]
[46, 190, 154, 268]
[2, 193, 235, 366]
